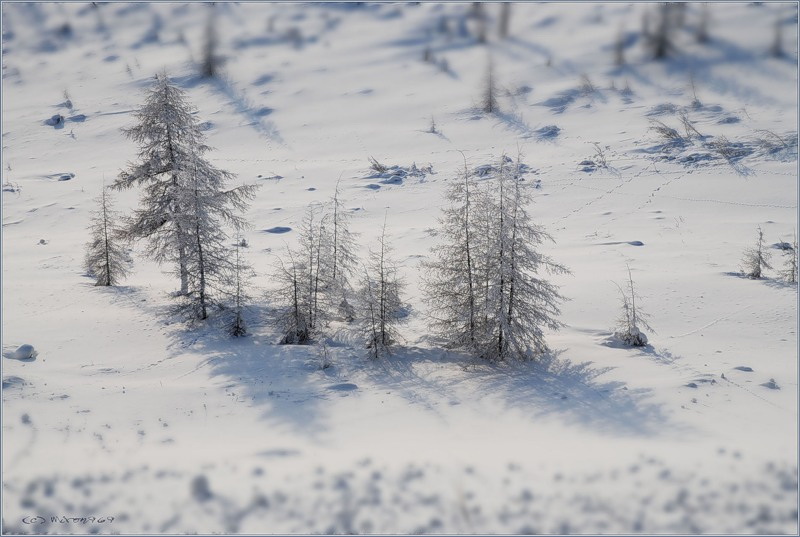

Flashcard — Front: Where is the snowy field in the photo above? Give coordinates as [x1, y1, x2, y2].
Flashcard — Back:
[2, 2, 799, 534]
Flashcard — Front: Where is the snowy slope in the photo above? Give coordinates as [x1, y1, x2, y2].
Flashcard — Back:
[2, 2, 798, 533]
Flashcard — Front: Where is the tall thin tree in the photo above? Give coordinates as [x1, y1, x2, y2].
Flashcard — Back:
[779, 231, 797, 284]
[741, 225, 772, 279]
[482, 155, 569, 360]
[498, 3, 511, 39]
[178, 161, 257, 320]
[421, 155, 478, 353]
[201, 5, 220, 78]
[275, 246, 311, 344]
[358, 218, 407, 359]
[771, 19, 784, 57]
[613, 265, 654, 347]
[482, 57, 498, 113]
[84, 185, 131, 286]
[651, 3, 673, 60]
[228, 237, 254, 336]
[324, 179, 358, 319]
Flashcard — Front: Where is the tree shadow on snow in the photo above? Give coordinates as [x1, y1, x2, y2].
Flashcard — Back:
[100, 287, 335, 440]
[164, 308, 334, 440]
[358, 346, 675, 438]
[475, 352, 674, 437]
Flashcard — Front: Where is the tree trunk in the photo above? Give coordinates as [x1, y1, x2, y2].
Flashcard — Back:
[101, 188, 112, 286]
[463, 168, 476, 346]
[165, 121, 189, 296]
[497, 169, 505, 360]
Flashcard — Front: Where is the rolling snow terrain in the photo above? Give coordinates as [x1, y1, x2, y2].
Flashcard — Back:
[2, 2, 799, 534]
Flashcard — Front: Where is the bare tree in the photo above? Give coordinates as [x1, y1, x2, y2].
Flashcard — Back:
[227, 238, 255, 337]
[422, 155, 479, 353]
[614, 26, 625, 66]
[201, 5, 220, 78]
[770, 19, 784, 57]
[358, 218, 407, 359]
[481, 57, 498, 113]
[641, 7, 651, 40]
[424, 153, 568, 361]
[84, 185, 131, 286]
[300, 204, 327, 334]
[177, 161, 258, 321]
[650, 3, 674, 60]
[471, 2, 488, 44]
[696, 3, 710, 43]
[323, 179, 358, 320]
[481, 155, 569, 360]
[613, 265, 654, 347]
[741, 225, 772, 279]
[428, 115, 438, 134]
[779, 231, 797, 284]
[274, 205, 329, 343]
[274, 247, 311, 344]
[498, 3, 511, 39]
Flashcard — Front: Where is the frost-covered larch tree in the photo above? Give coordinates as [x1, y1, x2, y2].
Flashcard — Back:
[741, 225, 772, 279]
[178, 160, 257, 320]
[113, 72, 204, 294]
[274, 191, 359, 343]
[274, 247, 311, 344]
[779, 231, 797, 284]
[275, 204, 327, 343]
[322, 180, 358, 320]
[113, 73, 257, 317]
[424, 153, 568, 361]
[227, 238, 255, 337]
[358, 219, 407, 359]
[481, 156, 569, 360]
[84, 185, 131, 286]
[422, 157, 479, 354]
[613, 265, 654, 347]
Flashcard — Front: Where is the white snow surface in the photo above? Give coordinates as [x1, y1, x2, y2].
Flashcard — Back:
[1, 2, 798, 534]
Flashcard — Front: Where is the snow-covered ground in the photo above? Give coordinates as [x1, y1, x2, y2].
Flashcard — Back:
[2, 2, 798, 533]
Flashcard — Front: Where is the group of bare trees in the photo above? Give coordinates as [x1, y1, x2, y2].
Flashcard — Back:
[742, 226, 797, 283]
[422, 155, 569, 361]
[272, 187, 407, 359]
[83, 76, 567, 361]
[273, 183, 359, 345]
[622, 3, 788, 65]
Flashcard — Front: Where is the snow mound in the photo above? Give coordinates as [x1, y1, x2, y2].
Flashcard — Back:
[536, 124, 561, 139]
[43, 114, 64, 128]
[327, 382, 358, 391]
[614, 328, 648, 347]
[365, 160, 434, 186]
[4, 344, 38, 361]
[761, 378, 780, 390]
[2, 376, 26, 389]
